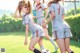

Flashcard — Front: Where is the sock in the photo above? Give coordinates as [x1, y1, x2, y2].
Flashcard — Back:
[33, 48, 41, 53]
[40, 45, 45, 50]
[49, 37, 58, 50]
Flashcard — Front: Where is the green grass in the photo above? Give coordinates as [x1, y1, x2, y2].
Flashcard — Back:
[0, 32, 80, 53]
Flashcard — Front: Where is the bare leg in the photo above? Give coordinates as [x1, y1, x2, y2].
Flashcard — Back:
[56, 38, 66, 53]
[65, 38, 73, 53]
[29, 37, 41, 52]
[38, 37, 45, 50]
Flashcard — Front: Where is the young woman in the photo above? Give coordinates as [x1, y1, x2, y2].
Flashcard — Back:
[44, 0, 74, 53]
[14, 1, 45, 53]
[33, 0, 58, 51]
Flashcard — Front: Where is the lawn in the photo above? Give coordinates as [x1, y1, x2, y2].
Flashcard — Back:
[0, 32, 80, 53]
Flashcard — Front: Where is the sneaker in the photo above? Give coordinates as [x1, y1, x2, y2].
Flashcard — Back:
[41, 49, 50, 53]
[46, 49, 50, 53]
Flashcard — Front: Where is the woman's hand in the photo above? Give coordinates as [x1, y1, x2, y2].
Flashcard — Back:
[42, 19, 47, 28]
[24, 24, 29, 45]
[24, 40, 28, 45]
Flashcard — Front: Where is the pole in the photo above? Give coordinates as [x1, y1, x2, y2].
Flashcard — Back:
[74, 0, 77, 14]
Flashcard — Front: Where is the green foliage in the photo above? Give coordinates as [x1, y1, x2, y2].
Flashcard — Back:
[48, 21, 52, 36]
[0, 15, 25, 32]
[0, 13, 80, 41]
[66, 8, 80, 16]
[65, 14, 80, 41]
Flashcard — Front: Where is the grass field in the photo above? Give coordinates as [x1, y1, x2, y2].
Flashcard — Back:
[0, 32, 80, 53]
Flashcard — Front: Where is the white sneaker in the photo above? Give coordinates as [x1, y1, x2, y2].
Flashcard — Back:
[41, 49, 47, 53]
[41, 49, 50, 53]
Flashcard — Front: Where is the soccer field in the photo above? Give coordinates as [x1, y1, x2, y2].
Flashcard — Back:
[0, 32, 80, 53]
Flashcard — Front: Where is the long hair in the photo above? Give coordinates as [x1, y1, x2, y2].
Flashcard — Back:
[27, 1, 31, 14]
[48, 0, 61, 7]
[48, 0, 61, 4]
[18, 1, 25, 16]
[18, 1, 31, 16]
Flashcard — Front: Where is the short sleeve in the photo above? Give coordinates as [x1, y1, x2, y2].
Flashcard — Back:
[48, 4, 54, 13]
[62, 6, 65, 15]
[40, 4, 46, 10]
[62, 8, 65, 15]
[25, 16, 30, 24]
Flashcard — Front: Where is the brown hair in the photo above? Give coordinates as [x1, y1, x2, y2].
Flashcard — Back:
[27, 1, 31, 13]
[48, 0, 61, 5]
[18, 1, 31, 16]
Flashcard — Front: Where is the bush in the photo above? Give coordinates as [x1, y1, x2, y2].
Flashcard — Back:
[65, 14, 80, 41]
[0, 13, 80, 41]
[0, 15, 25, 32]
[66, 8, 80, 16]
[48, 21, 52, 36]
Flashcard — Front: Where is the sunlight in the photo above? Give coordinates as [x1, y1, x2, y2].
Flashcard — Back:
[0, 0, 21, 11]
[0, 0, 49, 12]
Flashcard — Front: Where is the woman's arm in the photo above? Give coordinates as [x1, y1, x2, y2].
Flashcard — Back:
[46, 11, 55, 24]
[14, 8, 22, 18]
[24, 24, 29, 45]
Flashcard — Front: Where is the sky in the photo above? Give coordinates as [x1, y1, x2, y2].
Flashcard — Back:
[0, 0, 36, 12]
[0, 0, 80, 12]
[0, 0, 49, 12]
[0, 0, 20, 11]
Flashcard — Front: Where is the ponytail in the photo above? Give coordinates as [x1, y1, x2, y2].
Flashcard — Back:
[27, 1, 31, 14]
[28, 1, 31, 7]
[18, 1, 26, 16]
